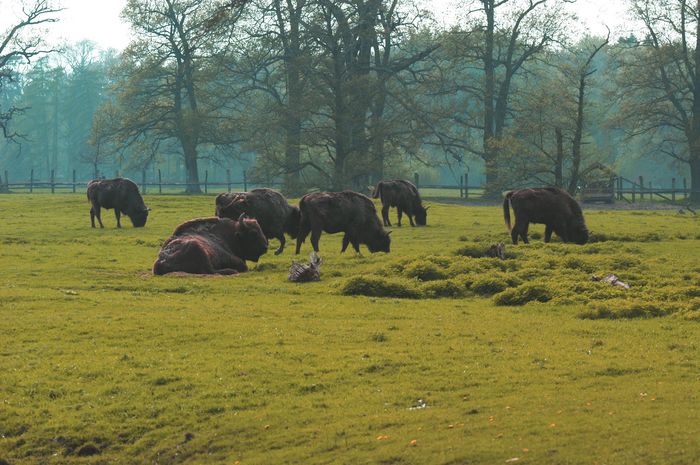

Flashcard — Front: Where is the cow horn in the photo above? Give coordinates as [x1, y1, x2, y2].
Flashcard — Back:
[386, 230, 392, 235]
[424, 206, 430, 211]
[238, 213, 248, 221]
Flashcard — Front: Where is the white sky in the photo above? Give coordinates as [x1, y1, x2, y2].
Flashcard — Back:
[2, 0, 633, 52]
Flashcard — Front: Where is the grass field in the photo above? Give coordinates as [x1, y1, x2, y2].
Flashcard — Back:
[1, 193, 699, 465]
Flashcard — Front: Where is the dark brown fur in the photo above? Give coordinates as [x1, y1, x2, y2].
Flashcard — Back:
[87, 178, 149, 228]
[215, 188, 300, 255]
[295, 191, 391, 254]
[152, 216, 268, 275]
[372, 179, 427, 226]
[503, 187, 589, 245]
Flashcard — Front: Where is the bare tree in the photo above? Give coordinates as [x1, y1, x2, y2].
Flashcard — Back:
[0, 0, 61, 140]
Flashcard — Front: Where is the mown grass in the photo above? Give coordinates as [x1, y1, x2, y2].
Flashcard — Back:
[1, 194, 700, 465]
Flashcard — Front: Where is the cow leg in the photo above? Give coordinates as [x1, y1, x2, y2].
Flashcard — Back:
[309, 226, 322, 253]
[341, 233, 350, 253]
[544, 224, 553, 243]
[408, 213, 415, 227]
[519, 222, 530, 244]
[115, 209, 122, 228]
[397, 209, 403, 227]
[274, 234, 286, 255]
[295, 224, 310, 254]
[214, 268, 240, 275]
[351, 238, 360, 253]
[381, 204, 391, 226]
[90, 207, 96, 228]
[92, 204, 104, 228]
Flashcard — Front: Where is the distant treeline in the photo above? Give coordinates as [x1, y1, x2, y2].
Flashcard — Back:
[1, 0, 698, 200]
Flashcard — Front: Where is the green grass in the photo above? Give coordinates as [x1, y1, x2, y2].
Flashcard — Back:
[1, 194, 700, 465]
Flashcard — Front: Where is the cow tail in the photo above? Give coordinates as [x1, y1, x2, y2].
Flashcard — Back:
[503, 192, 513, 231]
[372, 183, 381, 199]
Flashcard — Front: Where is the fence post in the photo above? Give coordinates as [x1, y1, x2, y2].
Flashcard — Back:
[638, 176, 644, 201]
[72, 169, 76, 193]
[672, 178, 676, 202]
[414, 172, 419, 189]
[204, 170, 209, 194]
[30, 169, 34, 193]
[158, 169, 162, 194]
[50, 169, 55, 193]
[683, 178, 688, 200]
[632, 182, 636, 202]
[464, 172, 469, 199]
[648, 181, 652, 202]
[4, 170, 8, 191]
[227, 169, 231, 192]
[459, 175, 464, 198]
[141, 169, 147, 194]
[243, 170, 247, 192]
[617, 176, 623, 201]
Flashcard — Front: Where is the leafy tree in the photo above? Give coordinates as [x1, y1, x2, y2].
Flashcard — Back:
[108, 0, 247, 193]
[616, 0, 700, 202]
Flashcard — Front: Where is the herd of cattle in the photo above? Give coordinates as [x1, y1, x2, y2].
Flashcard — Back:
[86, 177, 589, 275]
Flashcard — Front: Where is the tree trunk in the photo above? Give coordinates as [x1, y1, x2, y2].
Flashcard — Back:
[482, 0, 498, 198]
[183, 138, 201, 194]
[568, 73, 586, 195]
[690, 157, 700, 203]
[555, 127, 564, 187]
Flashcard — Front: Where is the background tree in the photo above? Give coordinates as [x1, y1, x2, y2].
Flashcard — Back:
[615, 0, 700, 202]
[109, 0, 247, 193]
[0, 0, 60, 140]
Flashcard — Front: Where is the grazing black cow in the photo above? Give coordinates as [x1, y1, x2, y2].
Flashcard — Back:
[87, 178, 149, 228]
[295, 191, 391, 254]
[152, 215, 268, 275]
[503, 187, 589, 245]
[372, 179, 428, 227]
[215, 188, 300, 255]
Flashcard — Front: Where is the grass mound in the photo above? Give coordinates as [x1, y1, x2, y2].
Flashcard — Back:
[578, 299, 680, 320]
[493, 283, 552, 306]
[341, 276, 419, 299]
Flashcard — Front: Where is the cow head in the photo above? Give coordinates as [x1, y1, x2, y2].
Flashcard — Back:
[129, 207, 149, 227]
[367, 230, 391, 253]
[567, 219, 589, 245]
[414, 206, 428, 226]
[235, 217, 268, 262]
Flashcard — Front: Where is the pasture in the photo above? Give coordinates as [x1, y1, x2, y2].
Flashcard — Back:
[1, 193, 700, 465]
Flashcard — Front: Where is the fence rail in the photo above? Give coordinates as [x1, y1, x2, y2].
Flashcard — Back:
[0, 169, 697, 202]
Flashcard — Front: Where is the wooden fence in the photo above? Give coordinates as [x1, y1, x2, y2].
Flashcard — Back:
[0, 169, 696, 202]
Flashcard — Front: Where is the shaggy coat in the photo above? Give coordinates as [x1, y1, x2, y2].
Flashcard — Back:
[152, 216, 268, 275]
[503, 187, 589, 245]
[372, 179, 427, 227]
[295, 191, 391, 254]
[87, 178, 149, 228]
[215, 188, 300, 255]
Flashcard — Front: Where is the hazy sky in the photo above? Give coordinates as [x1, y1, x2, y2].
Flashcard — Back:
[2, 0, 632, 52]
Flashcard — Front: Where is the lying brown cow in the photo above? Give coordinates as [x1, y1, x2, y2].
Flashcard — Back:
[372, 179, 428, 226]
[295, 191, 391, 254]
[152, 215, 268, 275]
[87, 178, 149, 228]
[215, 188, 300, 255]
[503, 187, 589, 245]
